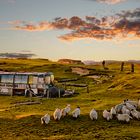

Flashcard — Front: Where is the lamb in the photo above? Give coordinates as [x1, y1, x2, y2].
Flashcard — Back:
[89, 109, 98, 120]
[53, 108, 62, 121]
[110, 107, 116, 118]
[121, 106, 130, 115]
[72, 106, 80, 118]
[41, 114, 50, 125]
[131, 109, 140, 119]
[117, 114, 132, 122]
[103, 110, 112, 121]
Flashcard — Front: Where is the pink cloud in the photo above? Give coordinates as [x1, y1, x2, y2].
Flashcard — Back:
[9, 8, 140, 41]
[97, 0, 126, 4]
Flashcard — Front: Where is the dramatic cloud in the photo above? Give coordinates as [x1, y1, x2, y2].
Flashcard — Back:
[0, 53, 36, 58]
[9, 8, 140, 41]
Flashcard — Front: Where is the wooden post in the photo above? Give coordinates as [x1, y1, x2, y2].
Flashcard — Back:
[102, 60, 105, 69]
[43, 74, 46, 96]
[47, 90, 49, 99]
[29, 84, 32, 102]
[131, 63, 134, 73]
[58, 89, 60, 98]
[27, 75, 30, 96]
[12, 73, 16, 96]
[120, 62, 124, 71]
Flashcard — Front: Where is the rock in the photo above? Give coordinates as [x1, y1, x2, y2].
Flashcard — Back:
[58, 59, 84, 65]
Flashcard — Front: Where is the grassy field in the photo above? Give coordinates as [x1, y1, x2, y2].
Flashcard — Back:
[0, 59, 140, 140]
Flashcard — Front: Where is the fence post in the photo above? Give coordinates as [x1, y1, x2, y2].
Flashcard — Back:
[131, 63, 134, 73]
[58, 89, 60, 98]
[120, 62, 124, 71]
[47, 90, 49, 99]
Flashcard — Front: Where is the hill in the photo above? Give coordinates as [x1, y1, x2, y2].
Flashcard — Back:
[0, 58, 140, 139]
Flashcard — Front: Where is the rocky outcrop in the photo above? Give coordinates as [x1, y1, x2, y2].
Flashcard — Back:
[58, 59, 84, 65]
[71, 67, 89, 76]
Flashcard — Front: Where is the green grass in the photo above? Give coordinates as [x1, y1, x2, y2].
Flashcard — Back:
[0, 59, 140, 139]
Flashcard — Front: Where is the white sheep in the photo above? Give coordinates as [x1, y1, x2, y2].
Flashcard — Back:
[72, 107, 80, 118]
[89, 109, 98, 120]
[131, 109, 140, 119]
[103, 110, 112, 121]
[117, 114, 132, 122]
[125, 102, 136, 111]
[61, 108, 67, 117]
[64, 104, 71, 115]
[115, 103, 124, 113]
[123, 99, 138, 109]
[121, 106, 130, 115]
[41, 114, 50, 125]
[53, 108, 62, 120]
[110, 107, 116, 118]
[61, 104, 71, 117]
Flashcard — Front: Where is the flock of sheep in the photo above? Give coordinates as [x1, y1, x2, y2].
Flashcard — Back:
[41, 99, 140, 125]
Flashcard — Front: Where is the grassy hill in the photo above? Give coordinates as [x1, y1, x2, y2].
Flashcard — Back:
[0, 58, 140, 140]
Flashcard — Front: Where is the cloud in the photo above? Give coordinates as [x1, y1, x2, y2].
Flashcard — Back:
[10, 16, 88, 31]
[13, 21, 53, 31]
[0, 53, 36, 58]
[86, 0, 126, 4]
[97, 0, 126, 4]
[9, 8, 140, 41]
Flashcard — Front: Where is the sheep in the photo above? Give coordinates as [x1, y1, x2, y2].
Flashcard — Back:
[131, 109, 140, 119]
[41, 114, 50, 125]
[72, 106, 80, 119]
[103, 110, 112, 121]
[61, 104, 71, 117]
[123, 99, 138, 109]
[110, 107, 116, 118]
[121, 106, 130, 115]
[64, 104, 71, 115]
[117, 114, 132, 123]
[89, 109, 98, 120]
[53, 108, 62, 121]
[61, 108, 67, 117]
[125, 102, 136, 111]
[115, 103, 125, 113]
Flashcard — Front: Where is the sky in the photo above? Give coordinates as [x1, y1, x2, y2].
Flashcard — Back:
[0, 0, 140, 61]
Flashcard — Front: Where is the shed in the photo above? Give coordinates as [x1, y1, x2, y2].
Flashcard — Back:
[0, 72, 54, 96]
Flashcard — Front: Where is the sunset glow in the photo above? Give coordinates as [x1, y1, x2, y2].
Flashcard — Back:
[0, 0, 140, 61]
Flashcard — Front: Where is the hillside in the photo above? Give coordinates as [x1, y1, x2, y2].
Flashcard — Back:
[0, 58, 140, 139]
